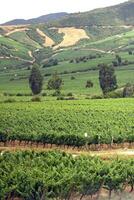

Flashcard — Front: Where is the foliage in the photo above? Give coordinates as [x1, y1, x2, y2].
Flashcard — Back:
[4, 98, 16, 103]
[0, 151, 134, 200]
[99, 64, 117, 94]
[31, 96, 41, 102]
[116, 55, 122, 65]
[0, 99, 134, 146]
[43, 58, 58, 68]
[86, 80, 94, 88]
[29, 65, 44, 95]
[123, 83, 134, 97]
[26, 28, 45, 46]
[47, 72, 63, 91]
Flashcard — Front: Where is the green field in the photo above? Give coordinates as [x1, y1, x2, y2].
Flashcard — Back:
[9, 31, 41, 49]
[0, 98, 134, 146]
[77, 30, 134, 51]
[0, 63, 134, 96]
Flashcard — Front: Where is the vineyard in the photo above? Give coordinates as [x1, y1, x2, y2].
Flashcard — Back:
[0, 150, 134, 200]
[0, 98, 134, 147]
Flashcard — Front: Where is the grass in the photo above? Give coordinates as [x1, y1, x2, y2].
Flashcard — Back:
[0, 64, 134, 97]
[0, 27, 134, 97]
[9, 31, 41, 49]
[79, 30, 134, 51]
[0, 36, 32, 60]
[43, 52, 134, 75]
[0, 58, 32, 71]
[53, 48, 102, 61]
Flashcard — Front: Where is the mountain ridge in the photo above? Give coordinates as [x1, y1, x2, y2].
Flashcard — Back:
[2, 1, 134, 26]
[1, 12, 69, 26]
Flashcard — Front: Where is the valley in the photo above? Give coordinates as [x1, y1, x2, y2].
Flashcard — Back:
[0, 1, 134, 199]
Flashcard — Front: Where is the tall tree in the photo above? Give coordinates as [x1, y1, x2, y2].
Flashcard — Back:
[29, 65, 43, 95]
[99, 64, 117, 94]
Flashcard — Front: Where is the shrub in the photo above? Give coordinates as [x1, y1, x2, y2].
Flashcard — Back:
[42, 92, 47, 97]
[69, 59, 74, 63]
[112, 60, 118, 67]
[128, 51, 133, 55]
[104, 89, 123, 99]
[57, 96, 65, 100]
[65, 96, 77, 100]
[123, 83, 134, 97]
[91, 95, 103, 99]
[67, 92, 73, 97]
[43, 59, 58, 68]
[4, 98, 16, 103]
[31, 96, 41, 102]
[3, 93, 15, 97]
[86, 80, 94, 88]
[16, 93, 24, 97]
[47, 72, 63, 91]
[3, 92, 9, 96]
[52, 90, 61, 97]
[71, 76, 75, 80]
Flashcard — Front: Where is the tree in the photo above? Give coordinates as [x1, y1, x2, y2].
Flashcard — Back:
[128, 51, 133, 55]
[85, 80, 93, 88]
[116, 55, 122, 65]
[99, 64, 117, 94]
[43, 59, 58, 68]
[29, 65, 43, 95]
[123, 83, 134, 97]
[47, 72, 63, 91]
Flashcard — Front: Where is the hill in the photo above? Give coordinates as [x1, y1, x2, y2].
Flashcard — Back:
[0, 0, 134, 94]
[55, 0, 134, 27]
[2, 1, 134, 27]
[2, 12, 69, 26]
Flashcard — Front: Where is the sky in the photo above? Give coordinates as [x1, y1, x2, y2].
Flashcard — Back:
[0, 0, 127, 24]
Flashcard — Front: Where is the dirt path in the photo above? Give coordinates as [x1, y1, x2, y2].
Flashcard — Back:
[28, 50, 35, 63]
[0, 143, 134, 159]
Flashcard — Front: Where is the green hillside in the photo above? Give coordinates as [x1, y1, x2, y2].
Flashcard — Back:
[56, 0, 134, 27]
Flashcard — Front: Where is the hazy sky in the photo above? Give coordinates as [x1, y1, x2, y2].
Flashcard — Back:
[0, 0, 127, 23]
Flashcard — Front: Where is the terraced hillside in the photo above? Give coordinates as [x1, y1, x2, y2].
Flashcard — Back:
[0, 25, 92, 69]
[0, 1, 134, 71]
[0, 24, 134, 69]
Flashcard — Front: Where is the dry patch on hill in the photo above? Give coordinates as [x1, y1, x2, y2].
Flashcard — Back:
[5, 27, 29, 36]
[36, 28, 55, 47]
[54, 27, 90, 49]
[0, 25, 29, 35]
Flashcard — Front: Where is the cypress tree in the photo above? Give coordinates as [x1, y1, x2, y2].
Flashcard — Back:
[99, 64, 117, 94]
[29, 65, 43, 95]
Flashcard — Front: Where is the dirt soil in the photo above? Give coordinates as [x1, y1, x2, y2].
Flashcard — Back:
[0, 142, 134, 159]
[54, 27, 90, 49]
[36, 28, 55, 47]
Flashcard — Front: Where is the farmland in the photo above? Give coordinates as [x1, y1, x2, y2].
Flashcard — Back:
[0, 62, 134, 96]
[0, 99, 134, 147]
[0, 1, 134, 199]
[0, 150, 134, 200]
